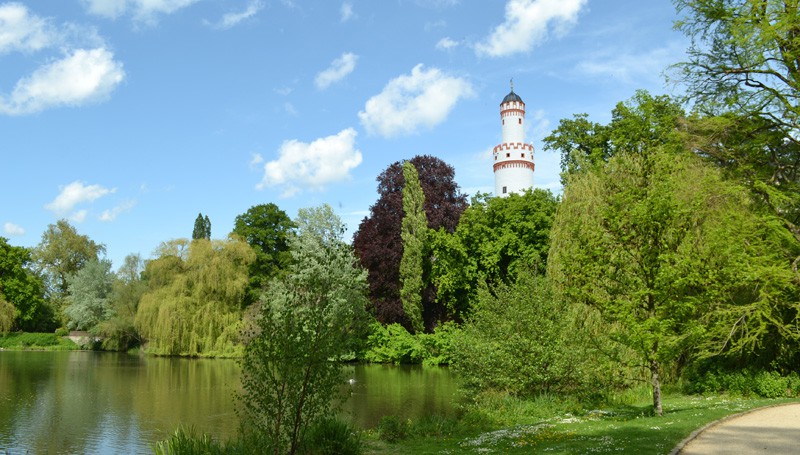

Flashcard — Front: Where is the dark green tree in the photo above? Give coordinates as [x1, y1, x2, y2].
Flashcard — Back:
[0, 237, 53, 332]
[238, 204, 369, 454]
[399, 161, 427, 333]
[192, 213, 211, 240]
[430, 189, 558, 319]
[231, 203, 295, 303]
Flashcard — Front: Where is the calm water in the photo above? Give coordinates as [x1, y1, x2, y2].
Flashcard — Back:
[0, 351, 458, 454]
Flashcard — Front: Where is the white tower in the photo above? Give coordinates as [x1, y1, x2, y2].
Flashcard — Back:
[493, 82, 534, 197]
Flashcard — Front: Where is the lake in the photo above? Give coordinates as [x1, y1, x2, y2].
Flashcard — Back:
[0, 351, 459, 454]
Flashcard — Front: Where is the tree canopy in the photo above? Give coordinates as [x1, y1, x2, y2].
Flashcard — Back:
[0, 237, 52, 332]
[32, 220, 104, 320]
[674, 0, 800, 137]
[353, 155, 467, 327]
[136, 238, 255, 356]
[430, 189, 558, 319]
[238, 204, 368, 453]
[64, 259, 115, 332]
[192, 213, 211, 240]
[231, 203, 295, 302]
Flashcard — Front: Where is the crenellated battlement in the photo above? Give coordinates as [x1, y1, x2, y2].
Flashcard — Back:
[493, 142, 534, 154]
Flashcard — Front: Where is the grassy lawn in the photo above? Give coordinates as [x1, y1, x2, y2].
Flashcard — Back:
[0, 332, 78, 350]
[363, 394, 797, 454]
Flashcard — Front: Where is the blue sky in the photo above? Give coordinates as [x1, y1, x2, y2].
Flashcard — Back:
[1, 0, 686, 269]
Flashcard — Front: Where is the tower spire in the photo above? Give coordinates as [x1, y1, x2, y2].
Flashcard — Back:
[510, 78, 514, 92]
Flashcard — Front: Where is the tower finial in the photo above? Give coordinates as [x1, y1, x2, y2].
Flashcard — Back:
[510, 78, 514, 92]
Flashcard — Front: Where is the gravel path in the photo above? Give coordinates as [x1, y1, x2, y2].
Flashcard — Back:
[673, 403, 800, 454]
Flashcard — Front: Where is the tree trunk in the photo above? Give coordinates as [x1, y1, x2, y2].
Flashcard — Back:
[651, 360, 663, 417]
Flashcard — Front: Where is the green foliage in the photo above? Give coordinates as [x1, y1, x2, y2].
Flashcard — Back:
[153, 426, 242, 455]
[231, 203, 295, 303]
[364, 323, 425, 364]
[430, 189, 558, 319]
[684, 368, 800, 398]
[0, 296, 14, 334]
[97, 254, 146, 351]
[674, 0, 800, 135]
[192, 213, 211, 240]
[0, 332, 77, 350]
[452, 273, 626, 399]
[33, 219, 104, 307]
[63, 259, 115, 331]
[237, 204, 369, 455]
[302, 417, 362, 455]
[136, 238, 255, 356]
[543, 91, 684, 181]
[547, 91, 800, 413]
[362, 321, 457, 365]
[0, 237, 53, 332]
[399, 161, 427, 333]
[377, 416, 409, 443]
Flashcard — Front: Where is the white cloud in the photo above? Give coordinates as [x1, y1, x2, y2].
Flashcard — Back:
[0, 47, 125, 115]
[340, 2, 354, 22]
[436, 37, 459, 50]
[358, 64, 474, 137]
[71, 210, 88, 223]
[100, 200, 136, 222]
[314, 52, 358, 90]
[3, 222, 25, 236]
[208, 1, 263, 30]
[45, 181, 115, 216]
[81, 0, 128, 20]
[475, 0, 587, 58]
[575, 42, 685, 85]
[0, 3, 56, 54]
[257, 128, 362, 197]
[82, 0, 201, 24]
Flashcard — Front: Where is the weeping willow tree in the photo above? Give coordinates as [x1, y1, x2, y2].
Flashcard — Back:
[136, 238, 255, 356]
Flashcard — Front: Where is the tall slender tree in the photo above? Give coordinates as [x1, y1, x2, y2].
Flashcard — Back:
[399, 161, 427, 333]
[353, 155, 467, 329]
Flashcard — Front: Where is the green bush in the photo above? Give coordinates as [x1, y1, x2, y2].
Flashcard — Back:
[684, 368, 796, 398]
[363, 323, 424, 364]
[54, 327, 69, 337]
[451, 274, 626, 398]
[0, 332, 77, 349]
[152, 427, 236, 455]
[302, 417, 362, 455]
[376, 416, 408, 443]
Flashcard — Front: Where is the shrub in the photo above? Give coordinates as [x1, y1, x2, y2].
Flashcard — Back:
[376, 416, 408, 443]
[302, 417, 361, 455]
[363, 323, 424, 364]
[684, 367, 796, 398]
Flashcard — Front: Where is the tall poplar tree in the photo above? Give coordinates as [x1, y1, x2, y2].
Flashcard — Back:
[399, 161, 427, 333]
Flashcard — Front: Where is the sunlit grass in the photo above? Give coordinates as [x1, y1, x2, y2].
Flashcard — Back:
[364, 393, 797, 454]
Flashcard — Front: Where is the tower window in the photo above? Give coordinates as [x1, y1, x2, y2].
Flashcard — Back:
[506, 153, 510, 158]
[518, 118, 522, 124]
[521, 153, 525, 158]
[502, 186, 507, 194]
[502, 119, 505, 125]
